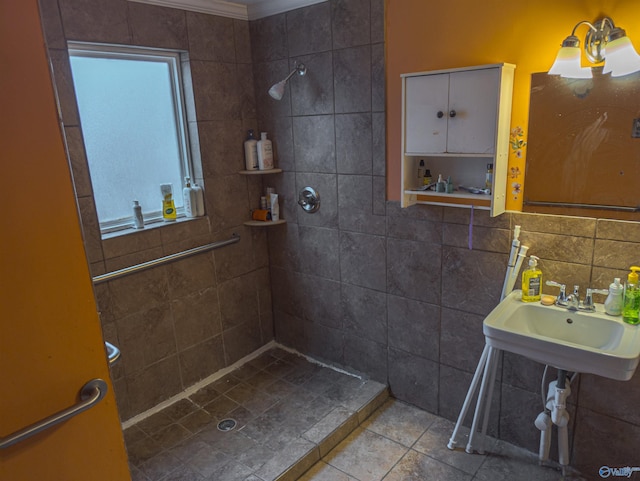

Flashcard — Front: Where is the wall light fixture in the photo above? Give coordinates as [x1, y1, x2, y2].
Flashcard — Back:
[548, 17, 640, 78]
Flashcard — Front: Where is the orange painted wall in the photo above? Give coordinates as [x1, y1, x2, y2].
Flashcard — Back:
[386, 0, 640, 209]
[0, 1, 130, 479]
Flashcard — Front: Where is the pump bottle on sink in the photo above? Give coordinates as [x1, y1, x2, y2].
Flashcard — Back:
[522, 255, 542, 302]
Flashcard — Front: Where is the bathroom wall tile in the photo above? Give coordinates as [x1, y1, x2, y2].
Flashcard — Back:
[370, 0, 384, 44]
[206, 174, 249, 232]
[593, 238, 640, 270]
[387, 201, 444, 223]
[234, 19, 252, 64]
[388, 347, 439, 413]
[338, 175, 386, 236]
[372, 112, 386, 176]
[287, 2, 331, 57]
[579, 372, 640, 426]
[190, 61, 241, 122]
[128, 3, 187, 50]
[344, 334, 387, 383]
[270, 268, 306, 319]
[295, 172, 339, 228]
[161, 233, 213, 260]
[249, 14, 288, 63]
[596, 218, 640, 241]
[273, 311, 306, 353]
[63, 126, 93, 198]
[214, 228, 258, 282]
[499, 384, 543, 453]
[102, 229, 162, 260]
[535, 259, 592, 296]
[371, 42, 385, 112]
[304, 321, 345, 366]
[334, 45, 371, 114]
[335, 114, 372, 174]
[48, 48, 79, 127]
[387, 213, 442, 244]
[186, 12, 235, 62]
[166, 252, 216, 299]
[171, 287, 222, 351]
[512, 212, 596, 238]
[302, 275, 342, 329]
[387, 295, 440, 362]
[218, 273, 260, 330]
[58, 0, 130, 44]
[290, 52, 335, 116]
[126, 356, 183, 416]
[254, 267, 273, 338]
[373, 176, 386, 216]
[180, 335, 226, 387]
[501, 352, 550, 395]
[268, 225, 302, 272]
[223, 319, 265, 366]
[76, 195, 104, 264]
[572, 408, 639, 476]
[443, 207, 511, 229]
[237, 63, 257, 119]
[340, 231, 386, 291]
[438, 365, 500, 437]
[439, 307, 486, 375]
[441, 246, 506, 316]
[591, 266, 628, 294]
[331, 0, 370, 49]
[341, 283, 387, 344]
[298, 225, 341, 281]
[158, 217, 211, 248]
[38, 0, 66, 49]
[197, 120, 244, 177]
[253, 59, 293, 119]
[518, 230, 594, 264]
[443, 223, 510, 253]
[292, 115, 337, 173]
[387, 237, 441, 304]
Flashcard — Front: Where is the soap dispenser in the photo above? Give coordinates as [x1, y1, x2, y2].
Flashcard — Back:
[622, 266, 640, 324]
[604, 278, 624, 316]
[522, 255, 542, 302]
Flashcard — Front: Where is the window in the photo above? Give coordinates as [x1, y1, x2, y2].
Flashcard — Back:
[68, 42, 195, 233]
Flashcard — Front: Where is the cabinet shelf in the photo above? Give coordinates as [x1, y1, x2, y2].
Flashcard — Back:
[243, 219, 287, 227]
[239, 168, 282, 175]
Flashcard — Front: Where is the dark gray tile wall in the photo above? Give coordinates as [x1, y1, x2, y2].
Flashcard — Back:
[39, 0, 273, 420]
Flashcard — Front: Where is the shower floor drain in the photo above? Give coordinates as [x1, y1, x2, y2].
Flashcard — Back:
[217, 418, 237, 432]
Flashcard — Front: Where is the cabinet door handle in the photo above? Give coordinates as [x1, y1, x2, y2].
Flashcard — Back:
[449, 110, 457, 118]
[437, 111, 444, 119]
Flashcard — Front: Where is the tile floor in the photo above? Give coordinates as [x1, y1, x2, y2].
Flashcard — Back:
[123, 347, 586, 481]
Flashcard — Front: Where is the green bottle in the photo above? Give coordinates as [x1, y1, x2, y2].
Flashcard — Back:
[622, 266, 640, 325]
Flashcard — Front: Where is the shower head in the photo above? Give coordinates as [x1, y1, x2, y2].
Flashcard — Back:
[268, 63, 307, 100]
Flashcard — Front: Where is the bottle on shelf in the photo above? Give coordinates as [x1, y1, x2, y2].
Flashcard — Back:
[257, 132, 274, 170]
[244, 130, 259, 171]
[132, 200, 144, 229]
[183, 177, 197, 218]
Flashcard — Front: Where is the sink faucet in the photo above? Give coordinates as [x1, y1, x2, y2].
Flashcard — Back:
[581, 288, 609, 312]
[546, 281, 568, 306]
[546, 281, 608, 311]
[566, 285, 580, 311]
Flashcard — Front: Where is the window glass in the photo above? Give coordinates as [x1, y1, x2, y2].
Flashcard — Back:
[69, 44, 192, 232]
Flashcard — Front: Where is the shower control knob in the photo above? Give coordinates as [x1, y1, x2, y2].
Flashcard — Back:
[437, 111, 444, 118]
[449, 110, 457, 118]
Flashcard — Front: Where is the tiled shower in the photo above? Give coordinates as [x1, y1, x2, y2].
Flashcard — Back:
[39, 0, 639, 477]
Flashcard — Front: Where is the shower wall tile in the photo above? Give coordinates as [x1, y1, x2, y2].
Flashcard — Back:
[265, 171, 297, 224]
[171, 287, 222, 351]
[298, 225, 341, 280]
[512, 212, 596, 237]
[500, 352, 548, 394]
[370, 0, 384, 44]
[286, 2, 332, 57]
[338, 174, 385, 236]
[214, 229, 258, 282]
[304, 321, 345, 366]
[302, 275, 343, 329]
[206, 174, 250, 231]
[518, 231, 593, 264]
[102, 227, 162, 260]
[254, 59, 293, 119]
[290, 52, 335, 116]
[107, 260, 169, 317]
[344, 334, 387, 383]
[128, 3, 188, 50]
[190, 61, 241, 121]
[334, 45, 372, 113]
[387, 295, 440, 362]
[292, 115, 337, 173]
[166, 251, 216, 299]
[186, 12, 235, 62]
[593, 239, 639, 269]
[218, 273, 260, 330]
[439, 307, 486, 374]
[179, 335, 226, 386]
[386, 237, 441, 304]
[64, 127, 92, 197]
[579, 372, 640, 426]
[76, 196, 104, 263]
[331, 0, 371, 49]
[596, 218, 640, 240]
[259, 116, 294, 171]
[341, 283, 387, 344]
[499, 384, 544, 454]
[270, 267, 306, 319]
[340, 231, 386, 291]
[336, 113, 372, 174]
[295, 172, 339, 228]
[443, 206, 510, 229]
[47, 48, 79, 126]
[158, 217, 211, 248]
[38, 0, 66, 49]
[373, 176, 386, 216]
[58, 0, 130, 44]
[443, 223, 510, 253]
[234, 19, 253, 64]
[388, 348, 438, 413]
[249, 14, 288, 62]
[386, 213, 442, 244]
[372, 112, 386, 176]
[126, 356, 183, 415]
[371, 43, 385, 112]
[238, 62, 257, 119]
[268, 226, 303, 272]
[198, 120, 244, 177]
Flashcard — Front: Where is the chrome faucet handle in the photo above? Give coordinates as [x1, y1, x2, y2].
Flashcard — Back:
[581, 288, 609, 311]
[546, 281, 567, 305]
[566, 285, 580, 310]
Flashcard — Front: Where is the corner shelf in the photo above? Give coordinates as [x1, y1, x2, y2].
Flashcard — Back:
[243, 219, 287, 227]
[239, 168, 282, 175]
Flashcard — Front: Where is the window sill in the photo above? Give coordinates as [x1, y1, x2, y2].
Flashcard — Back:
[100, 215, 203, 241]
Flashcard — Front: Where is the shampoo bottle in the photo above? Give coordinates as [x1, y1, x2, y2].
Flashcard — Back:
[132, 200, 144, 229]
[161, 183, 176, 222]
[604, 277, 624, 316]
[192, 182, 204, 216]
[522, 255, 542, 302]
[183, 177, 197, 218]
[417, 159, 425, 184]
[257, 132, 274, 170]
[244, 130, 259, 171]
[622, 266, 640, 324]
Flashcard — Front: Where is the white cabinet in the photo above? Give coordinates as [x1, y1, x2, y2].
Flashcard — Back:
[401, 63, 515, 216]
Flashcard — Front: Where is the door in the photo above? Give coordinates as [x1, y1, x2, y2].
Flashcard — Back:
[404, 73, 450, 154]
[447, 68, 499, 154]
[0, 2, 131, 480]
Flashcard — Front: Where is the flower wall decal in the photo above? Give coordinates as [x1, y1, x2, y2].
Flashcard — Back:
[507, 126, 527, 205]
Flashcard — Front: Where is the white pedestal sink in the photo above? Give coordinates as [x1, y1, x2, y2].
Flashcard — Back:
[483, 290, 640, 381]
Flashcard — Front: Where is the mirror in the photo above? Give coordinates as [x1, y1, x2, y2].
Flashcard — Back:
[524, 69, 640, 221]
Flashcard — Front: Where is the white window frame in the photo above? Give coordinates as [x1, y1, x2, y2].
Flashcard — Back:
[68, 42, 194, 233]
